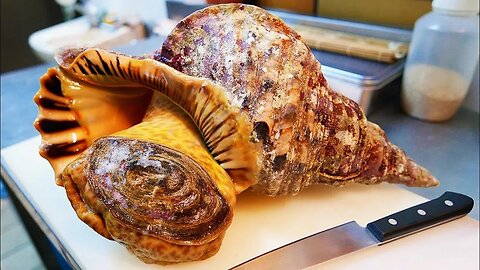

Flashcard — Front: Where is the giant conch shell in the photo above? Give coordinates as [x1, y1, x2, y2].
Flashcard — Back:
[33, 4, 438, 264]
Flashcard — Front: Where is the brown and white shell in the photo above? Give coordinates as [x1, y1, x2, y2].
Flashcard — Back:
[156, 4, 438, 195]
[35, 48, 241, 263]
[33, 3, 439, 265]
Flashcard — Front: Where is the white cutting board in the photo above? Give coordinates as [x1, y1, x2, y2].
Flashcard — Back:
[1, 136, 478, 270]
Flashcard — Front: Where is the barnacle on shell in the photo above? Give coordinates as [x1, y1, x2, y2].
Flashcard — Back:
[34, 3, 438, 265]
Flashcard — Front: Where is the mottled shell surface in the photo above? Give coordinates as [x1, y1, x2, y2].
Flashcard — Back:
[33, 3, 440, 265]
[62, 93, 236, 264]
[157, 4, 438, 195]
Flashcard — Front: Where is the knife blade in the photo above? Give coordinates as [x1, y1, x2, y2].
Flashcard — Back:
[231, 191, 473, 270]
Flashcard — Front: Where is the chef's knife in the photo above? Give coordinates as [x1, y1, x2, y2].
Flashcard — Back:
[231, 191, 473, 270]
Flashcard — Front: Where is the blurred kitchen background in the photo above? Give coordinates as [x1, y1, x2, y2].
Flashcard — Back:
[1, 0, 478, 111]
[1, 0, 478, 269]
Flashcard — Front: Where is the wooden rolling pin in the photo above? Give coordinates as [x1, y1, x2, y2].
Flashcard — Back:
[291, 24, 409, 63]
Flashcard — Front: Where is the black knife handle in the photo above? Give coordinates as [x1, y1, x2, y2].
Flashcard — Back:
[366, 192, 473, 243]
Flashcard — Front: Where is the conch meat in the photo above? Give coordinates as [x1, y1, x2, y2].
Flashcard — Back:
[33, 4, 438, 265]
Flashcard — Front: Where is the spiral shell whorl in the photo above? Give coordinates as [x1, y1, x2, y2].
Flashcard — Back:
[86, 137, 232, 245]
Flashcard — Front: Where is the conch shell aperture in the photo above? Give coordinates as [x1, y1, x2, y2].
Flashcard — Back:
[34, 4, 438, 265]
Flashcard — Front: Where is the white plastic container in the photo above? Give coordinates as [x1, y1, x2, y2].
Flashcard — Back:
[90, 0, 167, 26]
[402, 0, 479, 122]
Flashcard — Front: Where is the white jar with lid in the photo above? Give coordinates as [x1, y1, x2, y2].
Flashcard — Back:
[401, 0, 479, 122]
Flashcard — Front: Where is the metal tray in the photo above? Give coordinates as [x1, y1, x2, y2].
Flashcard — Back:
[271, 10, 412, 91]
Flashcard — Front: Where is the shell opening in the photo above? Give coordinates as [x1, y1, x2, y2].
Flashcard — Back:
[54, 48, 260, 193]
[62, 137, 233, 263]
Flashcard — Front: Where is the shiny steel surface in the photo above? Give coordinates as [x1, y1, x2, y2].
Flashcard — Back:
[232, 221, 378, 270]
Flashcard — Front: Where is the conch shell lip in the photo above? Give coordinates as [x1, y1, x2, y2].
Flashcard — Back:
[53, 47, 261, 193]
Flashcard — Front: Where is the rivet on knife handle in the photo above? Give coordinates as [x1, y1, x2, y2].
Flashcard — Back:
[366, 192, 474, 243]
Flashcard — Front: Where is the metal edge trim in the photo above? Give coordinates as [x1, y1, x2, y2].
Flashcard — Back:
[322, 64, 403, 91]
[321, 65, 364, 85]
[271, 9, 409, 89]
[270, 10, 412, 41]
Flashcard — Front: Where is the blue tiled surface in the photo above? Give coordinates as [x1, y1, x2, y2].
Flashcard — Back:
[1, 63, 53, 148]
[1, 194, 46, 270]
[1, 62, 72, 269]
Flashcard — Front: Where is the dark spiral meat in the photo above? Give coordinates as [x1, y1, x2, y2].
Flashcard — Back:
[85, 137, 232, 245]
